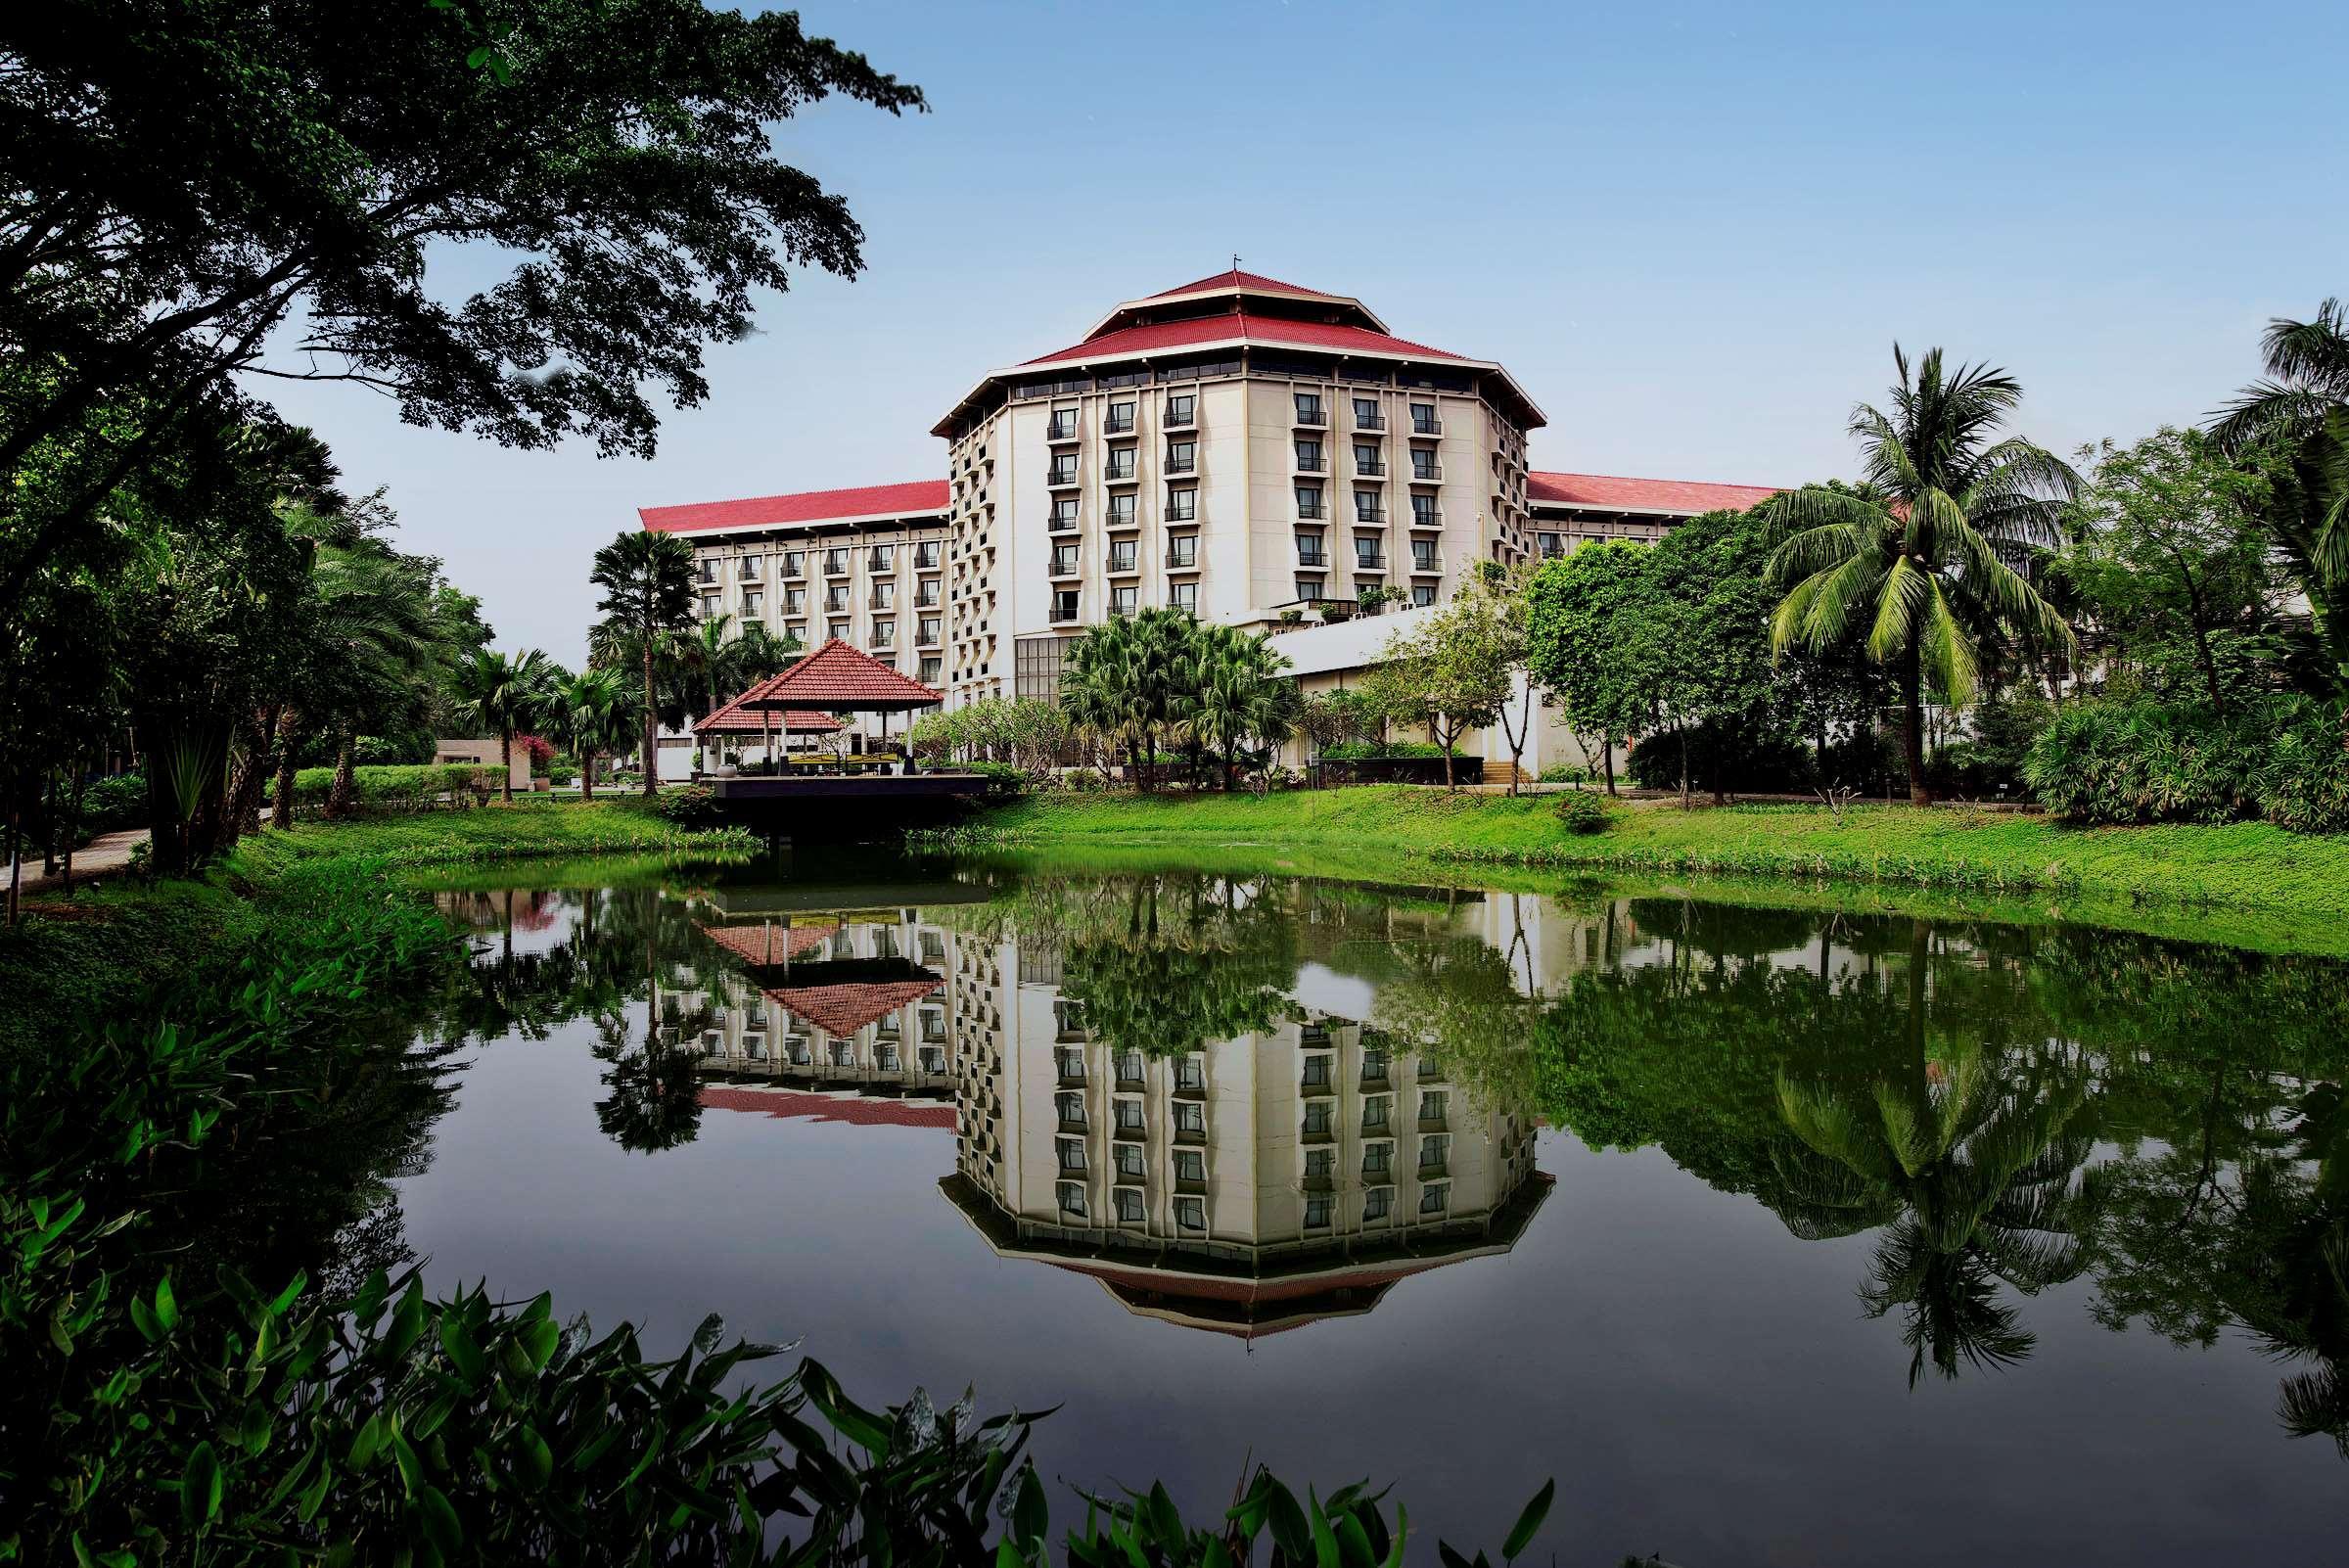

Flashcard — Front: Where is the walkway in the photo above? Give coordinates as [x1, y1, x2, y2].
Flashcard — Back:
[9, 829, 149, 899]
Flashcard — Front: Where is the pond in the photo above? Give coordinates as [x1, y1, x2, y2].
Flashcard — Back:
[375, 849, 2349, 1565]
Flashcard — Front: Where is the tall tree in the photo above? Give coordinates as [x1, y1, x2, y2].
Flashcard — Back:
[588, 530, 696, 796]
[0, 1, 923, 607]
[451, 647, 550, 805]
[1767, 347, 2080, 804]
[1060, 608, 1195, 790]
[1365, 596, 1514, 791]
[550, 667, 634, 803]
[1526, 541, 1654, 795]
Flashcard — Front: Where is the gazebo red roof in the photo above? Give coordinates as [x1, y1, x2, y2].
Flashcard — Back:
[761, 977, 944, 1038]
[696, 920, 839, 967]
[737, 638, 944, 713]
[693, 695, 841, 736]
[700, 1086, 954, 1130]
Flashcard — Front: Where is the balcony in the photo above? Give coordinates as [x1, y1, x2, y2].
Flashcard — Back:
[1296, 549, 1327, 568]
[1409, 508, 1444, 530]
[1106, 554, 1139, 576]
[781, 560, 806, 579]
[1048, 555, 1080, 579]
[1167, 554, 1200, 574]
[822, 555, 851, 576]
[869, 552, 896, 574]
[1409, 462, 1444, 484]
[1050, 600, 1081, 624]
[1163, 401, 1198, 429]
[1354, 410, 1385, 432]
[1412, 414, 1444, 437]
[1354, 507, 1388, 527]
[1355, 457, 1386, 479]
[1113, 1120, 1145, 1145]
[1045, 467, 1080, 490]
[1301, 1121, 1335, 1147]
[1105, 508, 1140, 530]
[1047, 512, 1078, 534]
[868, 593, 895, 611]
[1165, 453, 1197, 476]
[1354, 553, 1387, 573]
[1293, 404, 1328, 429]
[1046, 416, 1080, 443]
[1294, 452, 1328, 475]
[916, 624, 941, 648]
[1296, 499, 1327, 520]
[1104, 410, 1136, 437]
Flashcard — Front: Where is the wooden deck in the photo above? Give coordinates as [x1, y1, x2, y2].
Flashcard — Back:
[702, 770, 990, 835]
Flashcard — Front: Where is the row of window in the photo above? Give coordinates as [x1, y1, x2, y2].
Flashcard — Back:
[1045, 392, 1199, 440]
[1295, 530, 1439, 573]
[1049, 582, 1199, 622]
[698, 542, 942, 585]
[1290, 438, 1442, 482]
[1293, 392, 1444, 436]
[1054, 1181, 1451, 1226]
[1294, 578, 1439, 608]
[1048, 536, 1200, 576]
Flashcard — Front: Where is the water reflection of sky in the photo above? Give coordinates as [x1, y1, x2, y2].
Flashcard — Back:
[399, 872, 2349, 1565]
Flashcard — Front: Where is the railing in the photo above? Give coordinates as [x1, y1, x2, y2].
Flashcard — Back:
[1107, 554, 1138, 574]
[1296, 550, 1327, 567]
[869, 552, 896, 572]
[1411, 553, 1440, 574]
[1355, 553, 1386, 572]
[1411, 463, 1444, 483]
[1413, 416, 1443, 437]
[1355, 411, 1385, 431]
[1293, 405, 1328, 428]
[1046, 467, 1079, 486]
[1167, 548, 1199, 570]
[1296, 454, 1327, 473]
[1297, 501, 1326, 519]
[1046, 418, 1079, 441]
[1356, 458, 1386, 478]
[1104, 412, 1135, 435]
[1050, 603, 1080, 623]
[1355, 507, 1387, 526]
[1047, 514, 1078, 533]
[1163, 402, 1198, 428]
[1105, 461, 1137, 483]
[1409, 508, 1443, 529]
[1165, 455, 1196, 475]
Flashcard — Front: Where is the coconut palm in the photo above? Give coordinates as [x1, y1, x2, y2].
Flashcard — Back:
[1185, 625, 1301, 789]
[1767, 347, 2080, 803]
[451, 647, 551, 804]
[589, 530, 697, 797]
[550, 667, 634, 803]
[1060, 608, 1195, 788]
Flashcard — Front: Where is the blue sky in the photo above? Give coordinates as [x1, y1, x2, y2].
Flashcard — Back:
[265, 0, 2349, 665]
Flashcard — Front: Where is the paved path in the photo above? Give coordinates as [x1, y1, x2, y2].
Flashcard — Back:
[10, 829, 149, 899]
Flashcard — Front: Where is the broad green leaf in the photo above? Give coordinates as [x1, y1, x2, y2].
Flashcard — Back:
[1501, 1478, 1554, 1561]
[180, 1442, 223, 1531]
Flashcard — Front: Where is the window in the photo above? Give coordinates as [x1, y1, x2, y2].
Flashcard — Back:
[1174, 1055, 1204, 1090]
[1410, 401, 1439, 435]
[1106, 493, 1137, 527]
[1362, 1142, 1392, 1176]
[738, 554, 763, 580]
[1174, 1100, 1205, 1134]
[824, 548, 850, 575]
[1167, 533, 1198, 570]
[1114, 1097, 1144, 1132]
[1354, 442, 1383, 476]
[828, 619, 850, 641]
[1295, 576, 1324, 602]
[1412, 540, 1438, 572]
[1361, 1048, 1388, 1083]
[1302, 1102, 1333, 1137]
[1411, 493, 1439, 528]
[872, 622, 895, 648]
[1411, 448, 1440, 482]
[787, 622, 806, 643]
[1048, 456, 1078, 484]
[1294, 392, 1325, 424]
[870, 544, 896, 572]
[919, 1046, 944, 1073]
[1051, 542, 1079, 576]
[919, 656, 943, 685]
[1304, 1194, 1333, 1228]
[699, 594, 720, 619]
[785, 586, 806, 615]
[1295, 530, 1325, 566]
[1174, 1148, 1205, 1184]
[1169, 581, 1197, 612]
[1364, 1186, 1393, 1221]
[1165, 486, 1197, 522]
[916, 540, 942, 569]
[1303, 1053, 1333, 1089]
[825, 586, 850, 612]
[1305, 1148, 1334, 1181]
[1054, 1045, 1084, 1082]
[1105, 400, 1135, 435]
[1539, 531, 1565, 559]
[1355, 490, 1383, 525]
[1114, 1142, 1146, 1179]
[1057, 1137, 1086, 1173]
[1421, 1090, 1449, 1122]
[1115, 1188, 1145, 1223]
[743, 590, 763, 618]
[1355, 534, 1383, 570]
[782, 550, 805, 577]
[918, 617, 941, 646]
[1419, 1056, 1443, 1080]
[1106, 446, 1137, 482]
[1047, 408, 1079, 439]
[1354, 396, 1381, 430]
[1110, 584, 1138, 617]
[1420, 1133, 1451, 1171]
[1411, 584, 1437, 607]
[1166, 439, 1196, 474]
[915, 579, 940, 607]
[1165, 392, 1195, 426]
[1363, 1094, 1389, 1129]
[1175, 1196, 1206, 1231]
[1295, 438, 1325, 472]
[1108, 539, 1136, 573]
[872, 580, 896, 609]
[1058, 1181, 1088, 1218]
[1419, 1181, 1450, 1215]
[1056, 1091, 1084, 1128]
[1296, 484, 1326, 519]
[1050, 497, 1079, 532]
[698, 558, 717, 584]
[1052, 589, 1080, 623]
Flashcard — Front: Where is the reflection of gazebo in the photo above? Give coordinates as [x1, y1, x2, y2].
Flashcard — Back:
[693, 695, 840, 766]
[733, 638, 944, 769]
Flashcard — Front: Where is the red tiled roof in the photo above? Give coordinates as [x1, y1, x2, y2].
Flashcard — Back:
[1023, 310, 1467, 368]
[700, 1086, 954, 1131]
[761, 977, 944, 1038]
[639, 479, 947, 535]
[693, 695, 841, 736]
[738, 639, 944, 712]
[696, 920, 839, 967]
[1138, 268, 1330, 303]
[1526, 471, 1779, 516]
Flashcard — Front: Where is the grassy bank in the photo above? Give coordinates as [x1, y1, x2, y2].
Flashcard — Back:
[0, 799, 752, 1064]
[939, 786, 2349, 928]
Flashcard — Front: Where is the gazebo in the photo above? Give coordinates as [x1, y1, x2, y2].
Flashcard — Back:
[733, 638, 944, 773]
[692, 693, 840, 773]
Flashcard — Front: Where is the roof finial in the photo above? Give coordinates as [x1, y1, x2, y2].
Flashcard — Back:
[1231, 252, 1241, 272]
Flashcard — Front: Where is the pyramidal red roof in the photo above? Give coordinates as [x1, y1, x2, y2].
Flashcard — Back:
[693, 693, 842, 736]
[761, 977, 944, 1038]
[1024, 309, 1464, 368]
[1527, 471, 1779, 516]
[738, 638, 944, 712]
[697, 920, 839, 967]
[639, 479, 948, 535]
[1139, 268, 1330, 303]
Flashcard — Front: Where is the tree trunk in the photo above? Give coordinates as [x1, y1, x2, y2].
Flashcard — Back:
[1678, 723, 1690, 808]
[5, 783, 21, 926]
[220, 704, 276, 851]
[327, 733, 358, 819]
[580, 747, 597, 804]
[1441, 723, 1455, 792]
[499, 728, 515, 805]
[272, 710, 300, 830]
[641, 638, 660, 797]
[1602, 736, 1617, 797]
[63, 761, 83, 896]
[1902, 647, 1932, 807]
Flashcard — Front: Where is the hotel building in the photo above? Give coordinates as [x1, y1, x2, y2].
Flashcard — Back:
[640, 269, 1773, 729]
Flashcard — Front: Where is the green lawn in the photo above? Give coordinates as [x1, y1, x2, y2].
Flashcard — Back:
[951, 786, 2349, 939]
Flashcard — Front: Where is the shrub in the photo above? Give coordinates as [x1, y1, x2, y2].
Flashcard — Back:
[268, 763, 503, 810]
[2023, 701, 2260, 825]
[656, 784, 725, 827]
[1556, 791, 1611, 835]
[962, 761, 1027, 802]
[2257, 701, 2349, 834]
[1927, 697, 2052, 800]
[1537, 762, 1590, 784]
[1626, 719, 1812, 795]
[1321, 740, 1451, 761]
[80, 769, 149, 833]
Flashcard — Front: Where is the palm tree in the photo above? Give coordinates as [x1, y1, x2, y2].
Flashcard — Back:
[550, 667, 633, 803]
[680, 613, 741, 723]
[1767, 347, 2080, 803]
[451, 647, 550, 804]
[1185, 625, 1300, 789]
[306, 539, 438, 820]
[1060, 607, 1195, 789]
[589, 530, 697, 797]
[2209, 300, 2349, 683]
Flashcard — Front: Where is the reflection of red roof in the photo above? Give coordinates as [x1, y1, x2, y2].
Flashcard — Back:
[700, 1086, 953, 1130]
[697, 920, 838, 966]
[638, 479, 947, 534]
[761, 977, 943, 1038]
[1527, 471, 1778, 516]
[1023, 310, 1465, 368]
[693, 696, 840, 736]
[737, 639, 943, 712]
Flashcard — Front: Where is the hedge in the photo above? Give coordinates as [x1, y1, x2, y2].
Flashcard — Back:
[265, 763, 505, 809]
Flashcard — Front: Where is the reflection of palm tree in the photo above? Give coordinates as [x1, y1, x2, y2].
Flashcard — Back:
[1776, 1045, 2100, 1386]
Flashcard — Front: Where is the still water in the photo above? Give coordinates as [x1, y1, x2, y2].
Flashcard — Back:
[383, 852, 2349, 1564]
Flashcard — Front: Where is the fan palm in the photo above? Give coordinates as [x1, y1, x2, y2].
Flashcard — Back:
[451, 647, 551, 804]
[1060, 608, 1195, 788]
[550, 667, 634, 803]
[589, 530, 697, 796]
[1184, 626, 1301, 789]
[1767, 347, 2080, 802]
